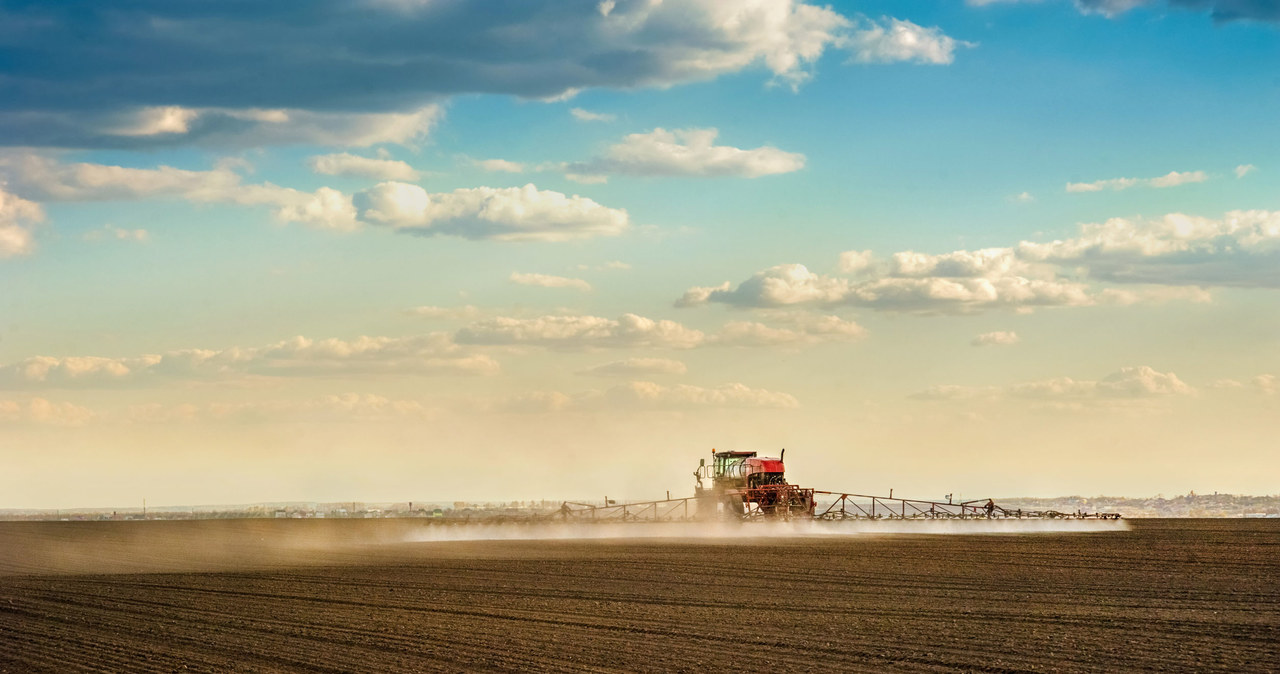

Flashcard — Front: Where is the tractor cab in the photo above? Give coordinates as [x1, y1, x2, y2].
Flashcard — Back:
[697, 449, 788, 491]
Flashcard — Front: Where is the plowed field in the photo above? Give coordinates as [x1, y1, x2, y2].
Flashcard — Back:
[1, 519, 1276, 672]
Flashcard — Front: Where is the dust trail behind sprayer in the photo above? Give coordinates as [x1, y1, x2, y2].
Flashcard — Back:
[401, 518, 1131, 544]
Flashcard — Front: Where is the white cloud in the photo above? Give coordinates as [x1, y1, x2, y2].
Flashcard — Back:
[1018, 210, 1280, 287]
[678, 264, 849, 307]
[888, 247, 1034, 279]
[848, 276, 1094, 312]
[1011, 366, 1193, 399]
[1009, 191, 1035, 203]
[575, 260, 631, 271]
[510, 272, 592, 292]
[354, 182, 629, 242]
[580, 358, 688, 377]
[678, 262, 1092, 314]
[0, 187, 44, 258]
[837, 249, 875, 274]
[567, 128, 805, 178]
[308, 153, 420, 181]
[471, 158, 526, 174]
[0, 398, 95, 426]
[0, 333, 498, 389]
[912, 366, 1194, 403]
[681, 208, 1280, 316]
[1066, 170, 1207, 193]
[844, 18, 973, 65]
[713, 314, 865, 346]
[1074, 0, 1151, 15]
[1253, 374, 1277, 395]
[1235, 164, 1257, 179]
[83, 225, 149, 243]
[570, 108, 616, 122]
[455, 314, 706, 350]
[0, 153, 359, 231]
[972, 331, 1020, 347]
[565, 173, 609, 185]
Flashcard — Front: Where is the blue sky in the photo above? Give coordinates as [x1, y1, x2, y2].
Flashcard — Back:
[1, 0, 1278, 508]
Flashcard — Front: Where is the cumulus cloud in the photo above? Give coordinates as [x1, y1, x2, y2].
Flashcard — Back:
[679, 209, 1280, 315]
[510, 272, 592, 291]
[0, 398, 95, 426]
[837, 249, 875, 274]
[354, 182, 629, 241]
[972, 331, 1020, 347]
[678, 264, 850, 308]
[678, 262, 1092, 314]
[844, 17, 973, 65]
[579, 358, 688, 377]
[1018, 210, 1280, 287]
[309, 152, 420, 180]
[0, 187, 45, 257]
[0, 153, 359, 231]
[0, 333, 498, 389]
[455, 314, 706, 350]
[1066, 170, 1207, 193]
[1, 2, 966, 148]
[566, 128, 805, 178]
[570, 108, 616, 122]
[887, 248, 1034, 279]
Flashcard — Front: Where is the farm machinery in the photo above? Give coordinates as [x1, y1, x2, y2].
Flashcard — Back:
[558, 449, 1121, 522]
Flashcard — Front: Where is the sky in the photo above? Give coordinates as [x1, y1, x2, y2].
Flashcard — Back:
[1, 0, 1278, 509]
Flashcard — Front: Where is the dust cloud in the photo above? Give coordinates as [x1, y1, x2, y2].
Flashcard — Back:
[0, 518, 1129, 576]
[401, 518, 1131, 543]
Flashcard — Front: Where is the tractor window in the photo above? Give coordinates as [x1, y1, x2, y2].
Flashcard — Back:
[714, 456, 747, 479]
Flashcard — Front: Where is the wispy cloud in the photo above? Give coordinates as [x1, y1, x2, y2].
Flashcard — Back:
[570, 108, 616, 122]
[972, 331, 1020, 347]
[565, 128, 805, 179]
[309, 152, 420, 181]
[510, 272, 592, 292]
[1066, 170, 1207, 193]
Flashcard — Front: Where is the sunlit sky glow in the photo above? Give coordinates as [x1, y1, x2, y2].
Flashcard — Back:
[2, 0, 1278, 508]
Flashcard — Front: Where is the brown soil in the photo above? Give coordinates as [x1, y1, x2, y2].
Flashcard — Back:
[0, 519, 1275, 672]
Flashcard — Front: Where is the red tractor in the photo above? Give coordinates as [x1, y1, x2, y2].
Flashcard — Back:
[695, 449, 815, 519]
